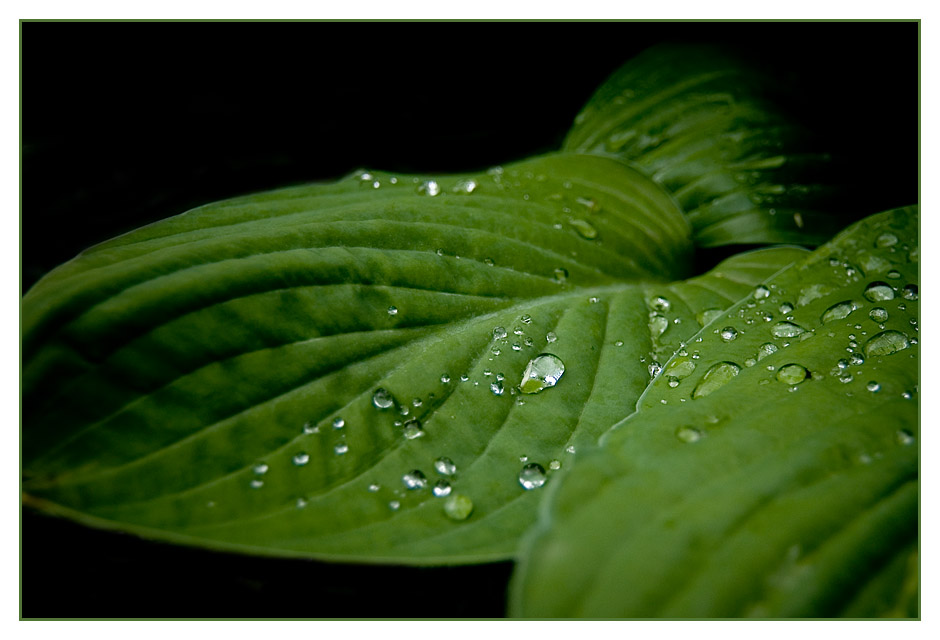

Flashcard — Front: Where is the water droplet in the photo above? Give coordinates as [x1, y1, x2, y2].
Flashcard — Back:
[302, 421, 320, 434]
[614, 340, 624, 347]
[667, 376, 680, 388]
[849, 352, 865, 366]
[545, 331, 557, 343]
[441, 374, 451, 383]
[887, 269, 902, 279]
[368, 483, 380, 493]
[648, 296, 671, 312]
[821, 300, 857, 324]
[292, 452, 310, 466]
[511, 343, 522, 351]
[490, 380, 505, 395]
[403, 418, 425, 440]
[863, 281, 895, 302]
[897, 302, 906, 311]
[252, 463, 269, 475]
[453, 178, 477, 194]
[778, 302, 794, 315]
[696, 308, 723, 326]
[570, 219, 597, 239]
[864, 330, 911, 357]
[519, 353, 565, 394]
[402, 470, 428, 490]
[492, 326, 508, 340]
[896, 429, 915, 446]
[387, 305, 398, 316]
[553, 267, 568, 283]
[389, 500, 401, 511]
[650, 314, 669, 337]
[648, 361, 663, 378]
[875, 232, 898, 248]
[665, 358, 696, 378]
[433, 457, 457, 476]
[719, 326, 738, 342]
[521, 314, 532, 325]
[868, 307, 889, 323]
[902, 284, 918, 300]
[460, 374, 469, 382]
[772, 321, 806, 338]
[491, 347, 502, 356]
[372, 388, 395, 409]
[692, 362, 741, 399]
[250, 479, 264, 489]
[839, 374, 854, 384]
[866, 381, 881, 393]
[548, 460, 561, 471]
[432, 480, 452, 497]
[518, 463, 547, 490]
[776, 364, 808, 385]
[443, 494, 473, 520]
[296, 497, 308, 508]
[565, 445, 576, 454]
[676, 426, 704, 443]
[754, 285, 771, 300]
[416, 180, 440, 196]
[588, 296, 599, 304]
[332, 417, 345, 430]
[334, 442, 349, 455]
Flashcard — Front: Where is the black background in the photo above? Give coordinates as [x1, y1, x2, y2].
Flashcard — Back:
[21, 21, 919, 618]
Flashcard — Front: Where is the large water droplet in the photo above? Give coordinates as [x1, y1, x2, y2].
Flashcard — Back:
[869, 307, 889, 323]
[518, 463, 547, 490]
[493, 326, 508, 340]
[372, 388, 395, 409]
[570, 219, 597, 239]
[719, 326, 738, 342]
[772, 321, 806, 338]
[776, 364, 808, 385]
[754, 285, 771, 300]
[863, 282, 895, 302]
[696, 308, 723, 327]
[416, 180, 440, 196]
[864, 330, 911, 357]
[434, 457, 457, 476]
[403, 418, 425, 440]
[443, 494, 474, 520]
[666, 357, 696, 378]
[650, 314, 669, 337]
[692, 362, 741, 399]
[402, 470, 428, 490]
[757, 342, 779, 361]
[519, 353, 565, 394]
[821, 300, 857, 324]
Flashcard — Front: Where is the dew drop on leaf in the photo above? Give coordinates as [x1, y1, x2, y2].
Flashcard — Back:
[416, 180, 440, 196]
[675, 426, 704, 443]
[403, 419, 425, 440]
[387, 306, 398, 316]
[432, 480, 452, 497]
[250, 479, 264, 489]
[650, 314, 669, 337]
[772, 321, 806, 338]
[493, 326, 508, 340]
[821, 300, 857, 324]
[518, 463, 547, 490]
[252, 463, 268, 475]
[443, 494, 474, 521]
[866, 381, 881, 393]
[719, 326, 738, 342]
[757, 342, 779, 361]
[875, 232, 899, 248]
[776, 364, 808, 385]
[902, 284, 918, 300]
[292, 452, 310, 466]
[570, 219, 598, 239]
[553, 267, 568, 283]
[402, 470, 427, 490]
[434, 457, 457, 476]
[692, 362, 741, 399]
[863, 281, 895, 302]
[549, 460, 561, 471]
[372, 388, 395, 409]
[519, 353, 565, 394]
[864, 330, 911, 357]
[869, 307, 889, 323]
[334, 443, 349, 455]
[490, 380, 505, 395]
[696, 308, 723, 327]
[332, 417, 345, 430]
[896, 429, 915, 446]
[754, 285, 771, 300]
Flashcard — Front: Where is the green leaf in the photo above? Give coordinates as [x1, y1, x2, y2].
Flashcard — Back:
[510, 207, 918, 617]
[564, 43, 852, 248]
[26, 152, 808, 564]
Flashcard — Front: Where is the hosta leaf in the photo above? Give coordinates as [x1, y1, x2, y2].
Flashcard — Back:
[510, 207, 918, 616]
[564, 43, 853, 248]
[22, 152, 810, 564]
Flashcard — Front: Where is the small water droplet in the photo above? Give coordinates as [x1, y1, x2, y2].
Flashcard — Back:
[441, 374, 451, 384]
[460, 374, 469, 382]
[553, 267, 568, 283]
[886, 269, 902, 279]
[332, 417, 345, 430]
[588, 296, 599, 304]
[896, 429, 915, 446]
[443, 494, 473, 520]
[754, 285, 770, 300]
[518, 463, 547, 490]
[334, 442, 349, 455]
[570, 219, 598, 239]
[864, 330, 911, 357]
[676, 426, 704, 443]
[372, 388, 395, 409]
[692, 362, 741, 399]
[296, 497, 308, 508]
[866, 380, 881, 393]
[863, 282, 895, 302]
[776, 364, 808, 385]
[252, 463, 268, 475]
[778, 302, 794, 315]
[434, 457, 457, 476]
[402, 470, 427, 490]
[511, 343, 522, 352]
[648, 361, 663, 378]
[490, 380, 505, 395]
[545, 331, 557, 344]
[387, 305, 398, 316]
[839, 373, 854, 384]
[902, 284, 918, 300]
[389, 500, 401, 511]
[250, 479, 264, 489]
[302, 421, 320, 434]
[875, 232, 899, 248]
[648, 296, 671, 312]
[614, 340, 624, 347]
[492, 326, 508, 340]
[403, 418, 425, 440]
[901, 391, 913, 400]
[453, 179, 477, 194]
[432, 480, 452, 497]
[521, 314, 532, 325]
[519, 353, 565, 394]
[565, 445, 576, 454]
[650, 314, 669, 337]
[416, 180, 440, 196]
[821, 300, 857, 324]
[292, 452, 310, 466]
[667, 376, 680, 388]
[719, 326, 738, 342]
[368, 483, 380, 492]
[868, 307, 889, 323]
[772, 321, 806, 338]
[548, 460, 561, 471]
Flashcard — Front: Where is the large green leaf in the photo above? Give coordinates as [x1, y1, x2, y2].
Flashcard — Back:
[510, 207, 918, 616]
[564, 43, 853, 248]
[24, 152, 812, 563]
